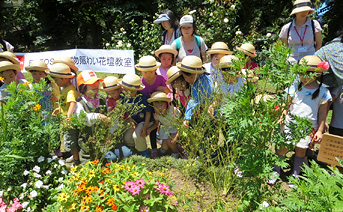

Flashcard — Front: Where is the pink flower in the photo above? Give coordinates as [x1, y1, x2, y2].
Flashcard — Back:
[11, 202, 22, 210]
[145, 194, 150, 200]
[158, 184, 170, 195]
[124, 181, 134, 191]
[317, 61, 329, 70]
[167, 191, 173, 196]
[174, 199, 178, 206]
[136, 179, 146, 188]
[6, 207, 16, 212]
[139, 205, 149, 212]
[129, 185, 141, 195]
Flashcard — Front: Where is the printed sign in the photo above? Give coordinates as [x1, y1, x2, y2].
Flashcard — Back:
[15, 49, 134, 74]
[317, 133, 343, 167]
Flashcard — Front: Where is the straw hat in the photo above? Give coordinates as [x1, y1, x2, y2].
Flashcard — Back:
[0, 51, 19, 64]
[299, 55, 328, 73]
[215, 55, 239, 69]
[207, 42, 233, 55]
[148, 91, 171, 103]
[135, 55, 161, 72]
[77, 70, 103, 86]
[0, 61, 20, 73]
[53, 57, 78, 72]
[155, 45, 178, 58]
[101, 76, 122, 91]
[241, 69, 259, 82]
[176, 55, 206, 74]
[290, 0, 314, 16]
[236, 43, 257, 58]
[119, 73, 145, 90]
[46, 63, 75, 78]
[166, 66, 182, 84]
[25, 60, 49, 72]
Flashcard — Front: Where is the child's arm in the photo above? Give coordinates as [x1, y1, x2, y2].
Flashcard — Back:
[147, 119, 159, 134]
[67, 101, 76, 118]
[313, 102, 328, 142]
[140, 111, 151, 137]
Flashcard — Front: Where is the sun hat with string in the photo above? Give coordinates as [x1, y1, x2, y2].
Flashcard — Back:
[119, 73, 145, 90]
[176, 55, 206, 74]
[53, 57, 78, 72]
[236, 43, 257, 58]
[0, 51, 19, 64]
[155, 45, 178, 58]
[135, 55, 161, 72]
[207, 42, 233, 55]
[46, 63, 75, 78]
[299, 55, 329, 73]
[101, 76, 122, 92]
[147, 91, 171, 103]
[290, 0, 314, 16]
[0, 61, 20, 73]
[166, 66, 182, 84]
[25, 60, 49, 72]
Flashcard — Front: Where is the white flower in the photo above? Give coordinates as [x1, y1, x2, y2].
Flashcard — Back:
[209, 12, 213, 17]
[42, 185, 49, 190]
[47, 158, 52, 163]
[37, 156, 45, 163]
[224, 18, 229, 23]
[32, 166, 40, 173]
[24, 170, 30, 176]
[127, 43, 131, 48]
[52, 155, 58, 160]
[35, 180, 43, 189]
[235, 30, 242, 35]
[19, 193, 25, 200]
[123, 31, 126, 34]
[105, 43, 110, 47]
[120, 28, 124, 32]
[61, 170, 68, 175]
[7, 187, 11, 192]
[22, 201, 29, 209]
[29, 190, 38, 198]
[53, 164, 58, 169]
[33, 173, 41, 178]
[111, 36, 114, 40]
[20, 183, 28, 189]
[56, 184, 64, 190]
[58, 177, 64, 182]
[27, 207, 32, 212]
[0, 190, 3, 197]
[189, 10, 196, 14]
[231, 4, 236, 9]
[259, 201, 270, 209]
[45, 170, 52, 175]
[58, 159, 65, 167]
[266, 33, 272, 37]
[209, 0, 214, 3]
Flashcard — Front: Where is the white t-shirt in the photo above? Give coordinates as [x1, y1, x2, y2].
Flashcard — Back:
[0, 40, 14, 52]
[330, 86, 343, 129]
[171, 36, 207, 62]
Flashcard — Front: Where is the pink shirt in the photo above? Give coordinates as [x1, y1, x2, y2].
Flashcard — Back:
[156, 66, 173, 99]
[141, 75, 167, 97]
[176, 88, 190, 107]
[107, 96, 120, 112]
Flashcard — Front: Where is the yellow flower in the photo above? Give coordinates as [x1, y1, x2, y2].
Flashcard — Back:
[70, 166, 77, 174]
[132, 164, 136, 168]
[113, 184, 120, 192]
[107, 198, 116, 206]
[57, 193, 70, 202]
[89, 169, 95, 178]
[146, 171, 151, 175]
[131, 172, 139, 177]
[0, 77, 4, 81]
[33, 104, 42, 111]
[126, 166, 131, 171]
[91, 160, 99, 165]
[67, 203, 76, 211]
[19, 90, 23, 93]
[57, 206, 63, 212]
[80, 205, 89, 211]
[160, 172, 165, 177]
[142, 163, 145, 166]
[23, 81, 31, 86]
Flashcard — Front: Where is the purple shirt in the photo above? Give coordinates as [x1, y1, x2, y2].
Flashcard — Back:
[141, 75, 167, 97]
[156, 67, 169, 81]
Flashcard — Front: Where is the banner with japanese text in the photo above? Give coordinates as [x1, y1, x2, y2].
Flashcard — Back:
[15, 49, 134, 74]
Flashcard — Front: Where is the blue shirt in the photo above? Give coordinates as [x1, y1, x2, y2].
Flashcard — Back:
[121, 91, 153, 123]
[184, 73, 214, 120]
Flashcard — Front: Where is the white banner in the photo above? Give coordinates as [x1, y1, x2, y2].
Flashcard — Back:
[15, 49, 135, 74]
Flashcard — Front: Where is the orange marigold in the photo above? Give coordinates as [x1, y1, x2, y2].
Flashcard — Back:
[91, 160, 99, 165]
[105, 163, 111, 167]
[95, 206, 104, 212]
[112, 205, 118, 210]
[85, 186, 93, 195]
[33, 104, 41, 111]
[102, 168, 111, 175]
[80, 205, 90, 211]
[107, 198, 116, 207]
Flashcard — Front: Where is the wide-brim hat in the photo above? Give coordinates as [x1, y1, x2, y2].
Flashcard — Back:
[25, 60, 49, 72]
[77, 70, 103, 87]
[155, 45, 178, 58]
[148, 91, 171, 103]
[0, 51, 19, 64]
[214, 55, 239, 69]
[53, 57, 78, 72]
[241, 69, 259, 82]
[0, 61, 20, 73]
[207, 42, 233, 55]
[290, 0, 314, 16]
[166, 66, 182, 84]
[119, 73, 145, 90]
[101, 76, 122, 91]
[236, 43, 257, 58]
[299, 55, 328, 73]
[135, 55, 161, 72]
[46, 63, 75, 78]
[154, 13, 170, 24]
[176, 55, 206, 74]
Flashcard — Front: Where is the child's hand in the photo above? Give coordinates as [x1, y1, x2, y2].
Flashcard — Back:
[313, 131, 323, 143]
[140, 127, 148, 137]
[183, 120, 189, 127]
[146, 127, 153, 135]
[52, 108, 60, 116]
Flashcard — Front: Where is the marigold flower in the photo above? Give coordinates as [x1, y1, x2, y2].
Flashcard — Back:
[91, 160, 99, 165]
[23, 81, 31, 86]
[107, 198, 116, 206]
[33, 104, 42, 111]
[86, 186, 93, 195]
[102, 168, 111, 175]
[105, 162, 111, 167]
[19, 90, 23, 93]
[95, 206, 104, 212]
[80, 205, 90, 211]
[112, 205, 118, 210]
[0, 77, 4, 81]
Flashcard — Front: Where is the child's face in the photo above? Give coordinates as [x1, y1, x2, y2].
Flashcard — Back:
[299, 72, 320, 85]
[0, 70, 17, 84]
[52, 77, 68, 87]
[159, 53, 173, 68]
[153, 101, 168, 115]
[181, 26, 194, 37]
[171, 77, 187, 90]
[211, 53, 226, 66]
[182, 72, 198, 85]
[161, 21, 172, 30]
[141, 70, 156, 81]
[106, 88, 121, 99]
[31, 71, 47, 83]
[85, 81, 99, 98]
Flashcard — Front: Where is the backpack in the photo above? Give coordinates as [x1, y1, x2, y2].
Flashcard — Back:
[161, 28, 181, 45]
[175, 35, 201, 52]
[287, 19, 316, 48]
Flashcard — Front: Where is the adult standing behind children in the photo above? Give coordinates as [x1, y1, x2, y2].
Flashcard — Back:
[279, 0, 322, 64]
[154, 9, 182, 45]
[171, 15, 207, 63]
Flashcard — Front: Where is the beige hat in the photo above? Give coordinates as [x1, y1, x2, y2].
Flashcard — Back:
[0, 51, 19, 64]
[166, 66, 182, 84]
[148, 91, 171, 103]
[120, 73, 145, 90]
[0, 61, 20, 73]
[215, 55, 239, 69]
[101, 76, 122, 91]
[290, 0, 314, 16]
[53, 57, 78, 72]
[207, 42, 233, 55]
[180, 15, 194, 27]
[155, 45, 178, 58]
[299, 55, 329, 73]
[241, 69, 259, 82]
[25, 60, 49, 72]
[46, 63, 75, 78]
[176, 55, 206, 74]
[135, 55, 161, 72]
[236, 43, 257, 58]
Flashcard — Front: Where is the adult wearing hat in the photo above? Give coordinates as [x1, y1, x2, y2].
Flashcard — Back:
[177, 55, 213, 126]
[0, 51, 26, 81]
[171, 15, 208, 63]
[154, 9, 181, 45]
[279, 0, 322, 64]
[53, 57, 79, 92]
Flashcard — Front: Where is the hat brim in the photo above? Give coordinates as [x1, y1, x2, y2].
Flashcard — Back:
[166, 71, 182, 84]
[119, 81, 145, 91]
[306, 67, 327, 73]
[82, 77, 104, 86]
[148, 96, 171, 103]
[46, 70, 76, 78]
[180, 23, 193, 27]
[290, 7, 314, 16]
[176, 62, 206, 74]
[135, 62, 161, 72]
[0, 55, 19, 65]
[155, 49, 178, 57]
[101, 79, 122, 91]
[25, 66, 49, 72]
[236, 47, 257, 58]
[0, 64, 20, 73]
[52, 59, 78, 72]
[154, 17, 170, 24]
[207, 49, 233, 55]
